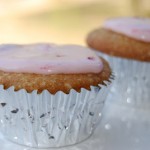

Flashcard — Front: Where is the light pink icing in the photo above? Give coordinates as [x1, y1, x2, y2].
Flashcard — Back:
[0, 44, 103, 74]
[104, 17, 150, 42]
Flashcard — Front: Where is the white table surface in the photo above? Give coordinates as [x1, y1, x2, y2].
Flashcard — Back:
[0, 100, 150, 150]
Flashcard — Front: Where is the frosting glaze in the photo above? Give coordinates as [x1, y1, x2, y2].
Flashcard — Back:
[104, 17, 150, 42]
[0, 44, 103, 74]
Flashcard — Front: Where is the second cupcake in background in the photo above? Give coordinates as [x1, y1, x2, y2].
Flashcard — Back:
[86, 17, 150, 108]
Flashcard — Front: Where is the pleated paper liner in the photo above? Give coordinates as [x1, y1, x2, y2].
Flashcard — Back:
[96, 51, 150, 109]
[0, 78, 112, 148]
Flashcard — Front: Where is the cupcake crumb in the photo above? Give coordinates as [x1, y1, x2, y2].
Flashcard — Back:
[11, 108, 19, 113]
[0, 103, 7, 107]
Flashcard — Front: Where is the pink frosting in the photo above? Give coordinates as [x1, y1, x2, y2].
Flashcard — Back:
[0, 44, 103, 74]
[104, 17, 150, 42]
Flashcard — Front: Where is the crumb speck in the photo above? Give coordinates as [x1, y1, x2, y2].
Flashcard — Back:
[87, 57, 95, 60]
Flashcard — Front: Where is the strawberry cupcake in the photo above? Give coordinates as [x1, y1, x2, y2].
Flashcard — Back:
[87, 17, 150, 108]
[0, 43, 112, 148]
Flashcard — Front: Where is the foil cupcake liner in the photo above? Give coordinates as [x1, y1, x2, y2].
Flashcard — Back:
[96, 52, 150, 109]
[0, 81, 111, 148]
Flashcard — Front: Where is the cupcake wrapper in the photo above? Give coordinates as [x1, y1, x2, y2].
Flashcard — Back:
[0, 81, 111, 148]
[96, 52, 150, 109]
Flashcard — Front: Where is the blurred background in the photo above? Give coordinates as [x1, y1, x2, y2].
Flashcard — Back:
[0, 0, 150, 45]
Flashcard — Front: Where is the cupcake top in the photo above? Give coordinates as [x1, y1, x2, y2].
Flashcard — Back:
[0, 44, 103, 74]
[86, 17, 150, 61]
[0, 43, 111, 94]
[104, 17, 150, 43]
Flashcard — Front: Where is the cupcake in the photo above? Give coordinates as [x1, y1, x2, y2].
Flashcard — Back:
[86, 17, 150, 108]
[0, 43, 112, 148]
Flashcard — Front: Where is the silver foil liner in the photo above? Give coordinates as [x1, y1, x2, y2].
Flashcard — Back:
[0, 81, 111, 148]
[96, 51, 150, 109]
